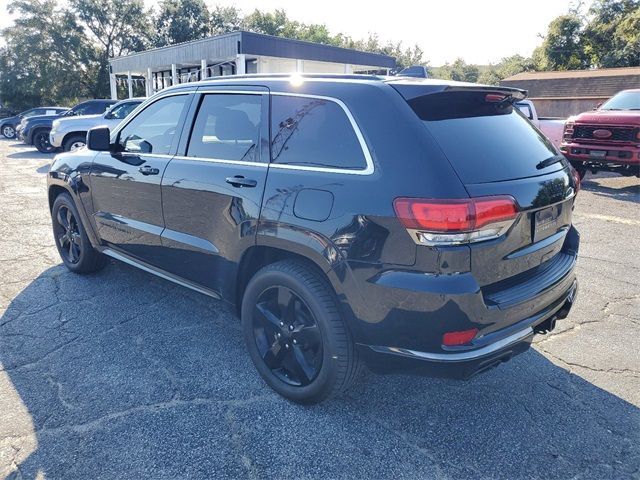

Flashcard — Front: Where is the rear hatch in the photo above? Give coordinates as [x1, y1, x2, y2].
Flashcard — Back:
[391, 81, 578, 290]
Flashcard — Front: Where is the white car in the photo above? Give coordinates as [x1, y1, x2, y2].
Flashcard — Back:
[515, 100, 565, 148]
[50, 98, 144, 152]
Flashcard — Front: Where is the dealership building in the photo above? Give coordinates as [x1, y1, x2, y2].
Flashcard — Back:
[108, 31, 396, 99]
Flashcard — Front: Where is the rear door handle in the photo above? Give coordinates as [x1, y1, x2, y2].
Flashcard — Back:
[226, 175, 257, 188]
[139, 165, 159, 175]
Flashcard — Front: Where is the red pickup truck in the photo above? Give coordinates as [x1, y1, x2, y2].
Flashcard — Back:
[561, 89, 640, 178]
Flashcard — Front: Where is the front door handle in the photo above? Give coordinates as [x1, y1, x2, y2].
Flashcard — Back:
[139, 165, 159, 176]
[226, 175, 257, 188]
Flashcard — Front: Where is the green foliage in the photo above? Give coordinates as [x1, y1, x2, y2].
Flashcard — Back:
[210, 6, 243, 35]
[435, 58, 479, 83]
[341, 34, 427, 70]
[154, 0, 211, 47]
[67, 0, 153, 98]
[0, 0, 93, 108]
[533, 14, 588, 70]
[583, 0, 640, 67]
[1, 0, 637, 109]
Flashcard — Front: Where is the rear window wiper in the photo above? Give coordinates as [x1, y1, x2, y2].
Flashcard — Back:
[536, 155, 564, 170]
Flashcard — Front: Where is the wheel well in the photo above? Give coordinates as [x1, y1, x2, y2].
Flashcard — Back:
[63, 131, 87, 146]
[48, 185, 69, 211]
[31, 126, 50, 142]
[235, 246, 330, 315]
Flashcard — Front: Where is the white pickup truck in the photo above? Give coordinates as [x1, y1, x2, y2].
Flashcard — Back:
[515, 100, 565, 147]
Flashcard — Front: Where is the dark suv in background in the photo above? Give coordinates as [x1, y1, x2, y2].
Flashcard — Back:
[1, 107, 68, 139]
[20, 99, 117, 152]
[47, 75, 580, 403]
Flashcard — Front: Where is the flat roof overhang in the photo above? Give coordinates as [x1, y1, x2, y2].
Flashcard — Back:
[110, 31, 395, 74]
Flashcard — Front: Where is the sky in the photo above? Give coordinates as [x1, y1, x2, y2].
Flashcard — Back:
[0, 0, 591, 65]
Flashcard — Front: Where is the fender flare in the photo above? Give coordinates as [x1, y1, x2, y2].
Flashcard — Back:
[47, 175, 101, 248]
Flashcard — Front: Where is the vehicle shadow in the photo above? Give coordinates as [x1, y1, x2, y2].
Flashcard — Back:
[581, 174, 640, 204]
[1, 263, 638, 479]
[6, 150, 56, 161]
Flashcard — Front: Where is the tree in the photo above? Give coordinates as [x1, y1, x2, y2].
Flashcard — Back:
[242, 9, 290, 37]
[583, 0, 640, 67]
[210, 5, 243, 35]
[342, 34, 428, 71]
[154, 0, 210, 47]
[478, 54, 536, 85]
[436, 58, 479, 82]
[0, 0, 93, 108]
[533, 14, 588, 70]
[68, 0, 153, 97]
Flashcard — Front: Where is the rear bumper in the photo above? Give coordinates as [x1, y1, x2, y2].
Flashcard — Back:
[362, 280, 577, 379]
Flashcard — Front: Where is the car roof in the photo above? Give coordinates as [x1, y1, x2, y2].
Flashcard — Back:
[116, 97, 145, 104]
[160, 73, 527, 98]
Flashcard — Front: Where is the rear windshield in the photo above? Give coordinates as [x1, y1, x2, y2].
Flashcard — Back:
[407, 91, 561, 184]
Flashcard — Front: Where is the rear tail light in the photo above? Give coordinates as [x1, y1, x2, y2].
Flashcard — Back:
[393, 196, 519, 246]
[485, 93, 507, 102]
[571, 167, 581, 194]
[443, 328, 479, 346]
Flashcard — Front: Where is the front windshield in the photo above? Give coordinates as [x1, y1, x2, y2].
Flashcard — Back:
[600, 91, 640, 111]
[22, 109, 40, 118]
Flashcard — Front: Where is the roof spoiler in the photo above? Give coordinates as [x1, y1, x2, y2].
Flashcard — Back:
[389, 81, 528, 102]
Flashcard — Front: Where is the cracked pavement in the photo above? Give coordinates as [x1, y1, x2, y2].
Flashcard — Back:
[0, 138, 639, 479]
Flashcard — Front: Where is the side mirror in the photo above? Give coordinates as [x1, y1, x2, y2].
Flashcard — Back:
[593, 102, 603, 111]
[87, 126, 111, 151]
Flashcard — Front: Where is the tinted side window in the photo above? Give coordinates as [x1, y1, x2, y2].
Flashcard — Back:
[86, 102, 111, 115]
[187, 94, 261, 161]
[118, 95, 188, 155]
[270, 95, 367, 170]
[108, 102, 139, 120]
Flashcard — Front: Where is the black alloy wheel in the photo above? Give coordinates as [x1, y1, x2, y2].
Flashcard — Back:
[34, 130, 55, 153]
[51, 193, 107, 274]
[253, 285, 323, 386]
[241, 260, 362, 404]
[54, 205, 82, 264]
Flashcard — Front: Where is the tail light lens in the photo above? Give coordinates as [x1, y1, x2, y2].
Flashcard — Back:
[563, 122, 574, 141]
[394, 196, 519, 246]
[571, 167, 581, 194]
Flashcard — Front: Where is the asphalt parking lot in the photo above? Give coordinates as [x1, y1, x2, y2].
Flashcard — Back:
[0, 139, 638, 479]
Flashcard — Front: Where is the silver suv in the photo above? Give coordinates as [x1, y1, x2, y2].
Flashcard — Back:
[50, 98, 144, 152]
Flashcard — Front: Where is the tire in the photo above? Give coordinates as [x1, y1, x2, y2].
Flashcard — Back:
[241, 260, 362, 404]
[2, 124, 16, 139]
[63, 133, 87, 152]
[34, 129, 55, 153]
[51, 192, 107, 274]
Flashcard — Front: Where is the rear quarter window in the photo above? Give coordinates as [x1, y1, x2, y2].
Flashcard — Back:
[270, 95, 367, 170]
[407, 91, 561, 183]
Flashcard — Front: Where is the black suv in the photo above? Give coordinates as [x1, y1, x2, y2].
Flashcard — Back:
[47, 75, 580, 403]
